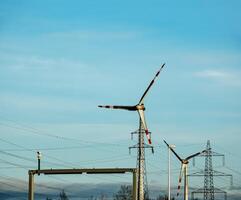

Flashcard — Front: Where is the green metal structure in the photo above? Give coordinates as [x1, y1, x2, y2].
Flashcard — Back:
[28, 168, 137, 200]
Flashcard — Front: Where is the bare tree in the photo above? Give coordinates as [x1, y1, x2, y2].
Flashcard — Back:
[114, 185, 132, 200]
[59, 189, 69, 200]
[156, 195, 171, 200]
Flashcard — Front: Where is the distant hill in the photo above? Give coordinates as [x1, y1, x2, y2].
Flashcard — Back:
[1, 183, 240, 200]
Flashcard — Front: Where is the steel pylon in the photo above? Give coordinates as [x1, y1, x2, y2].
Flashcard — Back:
[129, 119, 154, 200]
[189, 140, 232, 200]
[204, 140, 215, 200]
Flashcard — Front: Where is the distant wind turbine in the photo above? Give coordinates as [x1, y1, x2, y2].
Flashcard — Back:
[98, 63, 165, 144]
[164, 140, 207, 200]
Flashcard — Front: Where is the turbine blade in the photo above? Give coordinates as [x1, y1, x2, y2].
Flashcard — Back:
[138, 110, 152, 144]
[163, 140, 183, 162]
[139, 63, 165, 104]
[177, 164, 184, 196]
[185, 149, 207, 160]
[98, 105, 136, 111]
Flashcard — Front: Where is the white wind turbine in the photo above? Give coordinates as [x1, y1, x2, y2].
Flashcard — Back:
[98, 63, 165, 144]
[164, 140, 207, 200]
[99, 64, 165, 200]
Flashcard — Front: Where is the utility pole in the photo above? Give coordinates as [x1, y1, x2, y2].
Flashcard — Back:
[129, 120, 154, 200]
[189, 140, 233, 200]
[167, 144, 175, 200]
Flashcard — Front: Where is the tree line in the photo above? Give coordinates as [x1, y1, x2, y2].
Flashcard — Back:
[46, 185, 178, 200]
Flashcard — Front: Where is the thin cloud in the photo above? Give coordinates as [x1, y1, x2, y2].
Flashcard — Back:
[194, 69, 241, 86]
[0, 52, 86, 70]
[195, 70, 231, 78]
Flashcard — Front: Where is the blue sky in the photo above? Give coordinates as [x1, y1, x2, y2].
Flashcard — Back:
[0, 0, 241, 198]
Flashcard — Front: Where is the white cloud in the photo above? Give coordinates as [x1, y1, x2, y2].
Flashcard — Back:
[195, 70, 230, 78]
[194, 69, 241, 86]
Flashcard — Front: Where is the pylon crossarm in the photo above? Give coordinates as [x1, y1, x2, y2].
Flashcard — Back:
[188, 170, 205, 176]
[196, 150, 224, 157]
[192, 187, 227, 194]
[212, 170, 232, 176]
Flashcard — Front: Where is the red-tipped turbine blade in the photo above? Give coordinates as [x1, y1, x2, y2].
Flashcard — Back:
[138, 110, 152, 144]
[177, 164, 184, 196]
[145, 129, 152, 145]
[139, 63, 165, 104]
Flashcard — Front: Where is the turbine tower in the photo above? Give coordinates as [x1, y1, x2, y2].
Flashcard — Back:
[99, 64, 165, 200]
[164, 140, 207, 200]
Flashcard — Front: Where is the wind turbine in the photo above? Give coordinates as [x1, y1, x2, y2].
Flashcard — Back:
[164, 140, 207, 200]
[98, 63, 165, 144]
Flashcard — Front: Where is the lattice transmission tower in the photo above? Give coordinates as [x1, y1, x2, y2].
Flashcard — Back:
[129, 121, 154, 200]
[189, 140, 233, 200]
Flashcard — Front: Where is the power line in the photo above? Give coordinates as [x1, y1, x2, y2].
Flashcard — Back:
[0, 120, 128, 147]
[0, 137, 138, 171]
[215, 144, 241, 162]
[225, 166, 241, 176]
[0, 145, 88, 151]
[0, 150, 36, 162]
[0, 120, 134, 159]
[0, 158, 34, 169]
[0, 138, 82, 168]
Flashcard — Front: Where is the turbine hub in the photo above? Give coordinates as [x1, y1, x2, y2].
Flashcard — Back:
[183, 160, 189, 164]
[136, 104, 145, 111]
